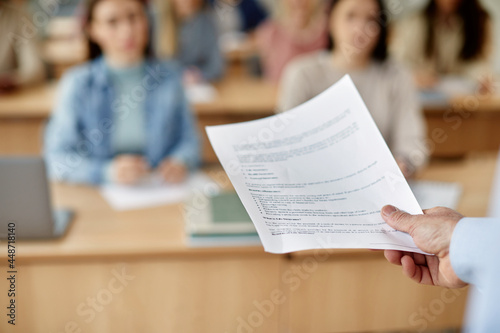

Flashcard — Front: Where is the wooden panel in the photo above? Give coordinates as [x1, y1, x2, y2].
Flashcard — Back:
[425, 110, 500, 158]
[0, 257, 284, 333]
[0, 84, 55, 118]
[0, 119, 46, 155]
[286, 253, 468, 333]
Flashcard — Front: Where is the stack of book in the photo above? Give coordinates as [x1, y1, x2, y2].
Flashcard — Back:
[184, 192, 261, 248]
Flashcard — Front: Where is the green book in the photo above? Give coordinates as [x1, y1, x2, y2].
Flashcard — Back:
[185, 192, 258, 237]
[210, 192, 252, 224]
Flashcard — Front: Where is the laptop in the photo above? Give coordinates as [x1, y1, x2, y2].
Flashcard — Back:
[0, 156, 74, 239]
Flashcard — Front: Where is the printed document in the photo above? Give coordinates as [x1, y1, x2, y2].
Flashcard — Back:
[206, 75, 425, 254]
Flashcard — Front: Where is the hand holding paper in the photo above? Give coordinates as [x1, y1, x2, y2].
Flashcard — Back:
[206, 75, 425, 254]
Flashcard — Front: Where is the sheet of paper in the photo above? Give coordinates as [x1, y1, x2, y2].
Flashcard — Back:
[185, 83, 217, 104]
[409, 180, 462, 210]
[100, 172, 219, 211]
[206, 75, 425, 254]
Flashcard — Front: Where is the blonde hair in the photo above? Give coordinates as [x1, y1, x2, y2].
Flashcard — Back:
[155, 0, 178, 58]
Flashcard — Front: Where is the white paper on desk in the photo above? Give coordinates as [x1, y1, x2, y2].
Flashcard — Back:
[206, 75, 425, 254]
[185, 83, 217, 104]
[100, 172, 220, 211]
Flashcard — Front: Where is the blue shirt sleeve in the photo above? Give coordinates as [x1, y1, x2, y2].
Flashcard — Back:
[450, 217, 500, 332]
[44, 69, 109, 185]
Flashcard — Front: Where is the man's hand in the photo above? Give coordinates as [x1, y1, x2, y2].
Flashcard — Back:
[111, 155, 149, 185]
[158, 158, 187, 184]
[381, 205, 467, 289]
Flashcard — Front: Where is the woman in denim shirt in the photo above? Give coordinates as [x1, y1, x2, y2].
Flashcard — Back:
[45, 0, 200, 185]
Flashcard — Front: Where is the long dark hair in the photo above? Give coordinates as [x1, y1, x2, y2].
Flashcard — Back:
[326, 0, 388, 62]
[82, 0, 153, 60]
[424, 0, 489, 61]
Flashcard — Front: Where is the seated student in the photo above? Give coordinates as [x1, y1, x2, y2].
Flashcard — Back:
[208, 0, 268, 35]
[154, 0, 224, 84]
[0, 0, 45, 93]
[44, 0, 200, 185]
[255, 0, 329, 83]
[390, 0, 492, 89]
[278, 0, 428, 177]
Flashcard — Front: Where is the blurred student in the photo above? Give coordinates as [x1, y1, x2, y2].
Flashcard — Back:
[154, 0, 224, 84]
[390, 0, 492, 89]
[44, 0, 200, 185]
[0, 0, 45, 93]
[255, 0, 329, 83]
[278, 0, 428, 177]
[208, 0, 268, 35]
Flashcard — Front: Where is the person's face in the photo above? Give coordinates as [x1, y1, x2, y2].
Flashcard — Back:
[434, 0, 463, 16]
[283, 0, 317, 27]
[172, 0, 202, 19]
[88, 0, 148, 63]
[330, 0, 381, 60]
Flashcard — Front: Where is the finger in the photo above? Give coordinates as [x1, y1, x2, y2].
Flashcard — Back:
[118, 173, 137, 184]
[422, 206, 444, 215]
[401, 255, 432, 285]
[159, 160, 173, 172]
[118, 165, 142, 177]
[401, 255, 436, 286]
[384, 250, 403, 266]
[119, 155, 148, 168]
[116, 171, 137, 185]
[162, 164, 186, 183]
[426, 255, 441, 284]
[381, 205, 423, 237]
[120, 168, 146, 183]
[401, 255, 417, 280]
[136, 160, 149, 173]
[412, 253, 427, 266]
[121, 159, 149, 173]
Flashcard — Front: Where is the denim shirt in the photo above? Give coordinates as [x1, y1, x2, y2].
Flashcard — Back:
[177, 11, 225, 81]
[44, 57, 201, 185]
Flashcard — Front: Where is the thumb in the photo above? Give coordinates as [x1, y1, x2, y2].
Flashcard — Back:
[381, 205, 420, 237]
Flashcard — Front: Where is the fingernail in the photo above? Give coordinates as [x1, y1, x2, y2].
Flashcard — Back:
[382, 205, 398, 217]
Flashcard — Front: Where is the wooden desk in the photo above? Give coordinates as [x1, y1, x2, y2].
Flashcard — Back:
[0, 168, 284, 333]
[425, 95, 500, 157]
[0, 153, 496, 333]
[0, 83, 56, 155]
